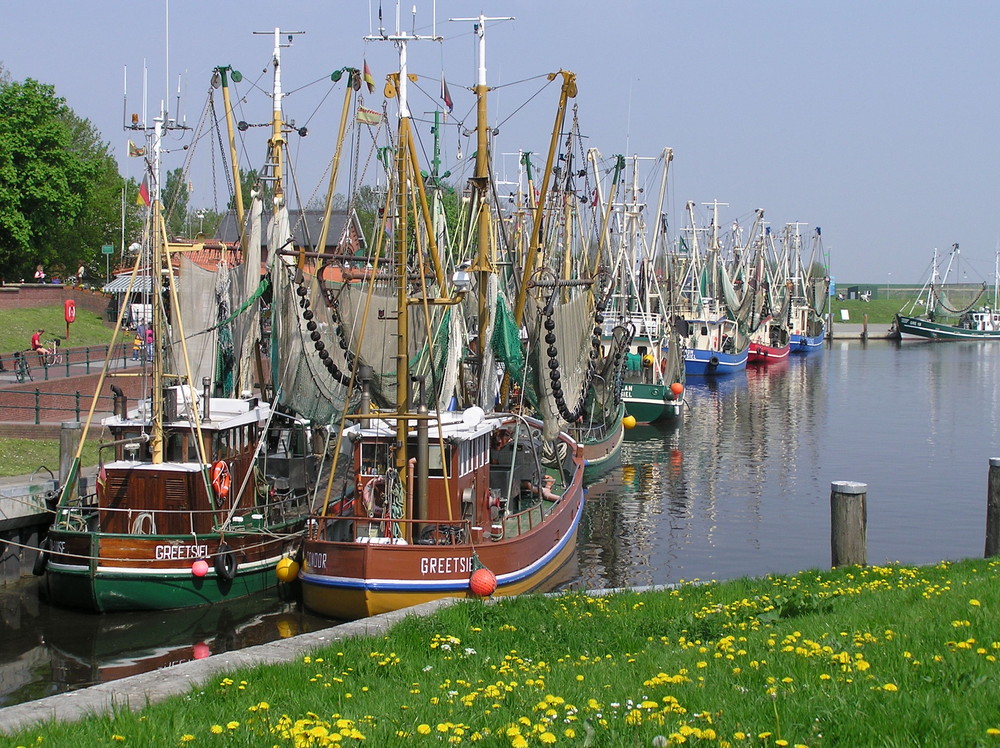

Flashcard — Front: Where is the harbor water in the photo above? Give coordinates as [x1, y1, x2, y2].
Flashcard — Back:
[1, 338, 996, 706]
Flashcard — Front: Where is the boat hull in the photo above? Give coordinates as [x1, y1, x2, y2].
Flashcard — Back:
[301, 490, 584, 620]
[621, 382, 683, 423]
[790, 331, 825, 352]
[684, 346, 748, 376]
[748, 341, 791, 364]
[42, 531, 300, 613]
[895, 314, 1000, 341]
[578, 404, 626, 475]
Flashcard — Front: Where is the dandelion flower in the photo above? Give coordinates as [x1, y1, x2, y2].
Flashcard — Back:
[226, 721, 240, 730]
[210, 725, 223, 734]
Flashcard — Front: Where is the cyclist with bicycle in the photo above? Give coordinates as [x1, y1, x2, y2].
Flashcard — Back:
[30, 328, 49, 363]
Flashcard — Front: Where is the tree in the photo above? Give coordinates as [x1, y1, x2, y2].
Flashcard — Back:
[162, 167, 190, 238]
[0, 72, 126, 281]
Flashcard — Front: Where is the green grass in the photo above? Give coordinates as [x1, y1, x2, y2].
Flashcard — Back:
[829, 298, 901, 327]
[0, 303, 115, 356]
[0, 437, 100, 477]
[8, 558, 1000, 746]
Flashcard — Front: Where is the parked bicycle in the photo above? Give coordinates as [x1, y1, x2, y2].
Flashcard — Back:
[13, 351, 32, 383]
[42, 339, 63, 367]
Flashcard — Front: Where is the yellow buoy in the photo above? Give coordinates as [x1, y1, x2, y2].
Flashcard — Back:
[642, 354, 654, 367]
[622, 414, 637, 429]
[275, 557, 300, 584]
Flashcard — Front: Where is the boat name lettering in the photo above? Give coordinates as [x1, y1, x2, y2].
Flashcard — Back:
[154, 544, 209, 561]
[421, 555, 473, 575]
[306, 552, 327, 570]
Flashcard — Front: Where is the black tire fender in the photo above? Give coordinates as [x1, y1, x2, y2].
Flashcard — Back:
[32, 537, 51, 576]
[214, 542, 238, 581]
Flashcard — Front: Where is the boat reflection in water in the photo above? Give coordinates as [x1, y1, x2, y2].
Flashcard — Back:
[0, 579, 330, 707]
[578, 420, 684, 591]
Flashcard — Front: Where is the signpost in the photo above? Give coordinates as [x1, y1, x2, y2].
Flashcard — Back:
[102, 244, 114, 283]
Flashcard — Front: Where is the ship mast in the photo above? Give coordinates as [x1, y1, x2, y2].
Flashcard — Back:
[449, 13, 514, 371]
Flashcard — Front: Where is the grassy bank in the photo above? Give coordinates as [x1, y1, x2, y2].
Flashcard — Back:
[0, 437, 100, 478]
[9, 558, 1000, 746]
[0, 304, 115, 355]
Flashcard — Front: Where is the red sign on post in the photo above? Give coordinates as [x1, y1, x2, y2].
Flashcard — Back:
[65, 299, 76, 341]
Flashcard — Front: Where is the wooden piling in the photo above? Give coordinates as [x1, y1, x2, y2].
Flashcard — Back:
[862, 314, 869, 341]
[831, 480, 867, 567]
[986, 458, 1000, 557]
[59, 421, 81, 484]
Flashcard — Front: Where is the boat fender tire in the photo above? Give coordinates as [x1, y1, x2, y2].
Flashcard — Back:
[708, 356, 720, 367]
[32, 537, 51, 576]
[214, 543, 237, 581]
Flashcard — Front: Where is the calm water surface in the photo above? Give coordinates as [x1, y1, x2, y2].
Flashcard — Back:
[1, 339, 997, 705]
[578, 338, 1000, 589]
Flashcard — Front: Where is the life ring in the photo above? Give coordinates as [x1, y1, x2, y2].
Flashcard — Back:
[214, 542, 237, 581]
[210, 461, 231, 504]
[32, 537, 51, 576]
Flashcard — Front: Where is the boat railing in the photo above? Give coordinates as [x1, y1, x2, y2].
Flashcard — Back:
[52, 491, 310, 533]
[602, 311, 661, 339]
[311, 496, 552, 545]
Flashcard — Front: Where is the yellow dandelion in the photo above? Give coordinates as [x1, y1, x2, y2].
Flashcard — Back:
[970, 599, 982, 606]
[883, 683, 898, 692]
[417, 724, 432, 735]
[210, 725, 223, 734]
[226, 721, 240, 730]
[986, 727, 1000, 735]
[180, 736, 195, 744]
[112, 737, 125, 743]
[540, 732, 557, 744]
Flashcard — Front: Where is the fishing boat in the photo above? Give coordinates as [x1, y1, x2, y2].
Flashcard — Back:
[674, 201, 749, 376]
[746, 218, 791, 364]
[786, 225, 829, 352]
[600, 151, 685, 422]
[299, 15, 585, 621]
[36, 37, 316, 612]
[893, 243, 1000, 340]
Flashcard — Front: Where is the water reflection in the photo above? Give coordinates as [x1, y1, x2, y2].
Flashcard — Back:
[0, 578, 330, 707]
[579, 341, 996, 589]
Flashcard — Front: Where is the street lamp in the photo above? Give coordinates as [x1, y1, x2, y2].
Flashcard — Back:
[887, 272, 892, 299]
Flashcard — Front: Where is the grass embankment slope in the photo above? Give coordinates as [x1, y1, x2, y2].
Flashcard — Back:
[8, 559, 1000, 746]
[0, 304, 114, 476]
[0, 303, 115, 355]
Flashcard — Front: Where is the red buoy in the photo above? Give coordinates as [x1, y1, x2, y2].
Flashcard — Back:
[670, 382, 684, 396]
[191, 559, 209, 577]
[469, 567, 498, 597]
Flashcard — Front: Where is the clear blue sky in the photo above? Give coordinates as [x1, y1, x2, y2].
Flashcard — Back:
[3, 0, 999, 285]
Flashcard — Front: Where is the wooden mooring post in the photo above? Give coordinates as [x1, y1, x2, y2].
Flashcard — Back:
[831, 481, 867, 567]
[986, 458, 1000, 557]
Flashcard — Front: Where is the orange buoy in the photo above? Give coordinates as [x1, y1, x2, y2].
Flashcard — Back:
[191, 559, 209, 577]
[670, 382, 684, 396]
[470, 567, 498, 597]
